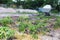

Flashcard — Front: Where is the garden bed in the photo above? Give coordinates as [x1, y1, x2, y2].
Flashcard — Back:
[0, 15, 60, 40]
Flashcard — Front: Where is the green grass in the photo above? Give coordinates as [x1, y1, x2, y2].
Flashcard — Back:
[51, 10, 59, 14]
[54, 16, 60, 29]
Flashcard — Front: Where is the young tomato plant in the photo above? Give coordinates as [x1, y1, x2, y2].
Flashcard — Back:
[0, 27, 15, 39]
[0, 17, 13, 26]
